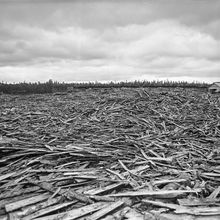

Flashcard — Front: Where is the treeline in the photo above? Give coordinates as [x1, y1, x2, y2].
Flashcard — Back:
[0, 80, 209, 94]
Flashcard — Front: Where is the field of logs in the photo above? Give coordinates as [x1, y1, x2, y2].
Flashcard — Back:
[0, 87, 220, 220]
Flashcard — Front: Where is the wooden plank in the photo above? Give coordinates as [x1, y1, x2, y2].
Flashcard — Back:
[85, 183, 124, 195]
[109, 189, 201, 199]
[22, 201, 76, 220]
[0, 186, 41, 200]
[142, 199, 186, 210]
[143, 199, 220, 216]
[88, 200, 124, 220]
[34, 202, 108, 220]
[5, 193, 49, 212]
[8, 196, 62, 220]
[0, 172, 15, 182]
[0, 193, 40, 209]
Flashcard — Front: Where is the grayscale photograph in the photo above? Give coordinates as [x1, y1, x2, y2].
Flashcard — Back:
[0, 0, 220, 219]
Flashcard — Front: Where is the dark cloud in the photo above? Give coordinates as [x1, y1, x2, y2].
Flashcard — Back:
[1, 0, 220, 29]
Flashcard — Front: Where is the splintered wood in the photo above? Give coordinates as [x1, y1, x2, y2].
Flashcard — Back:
[0, 88, 220, 220]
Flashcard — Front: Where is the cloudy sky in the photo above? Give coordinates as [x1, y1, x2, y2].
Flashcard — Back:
[0, 0, 220, 83]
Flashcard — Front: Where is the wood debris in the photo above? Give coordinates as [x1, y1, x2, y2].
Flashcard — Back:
[0, 87, 220, 219]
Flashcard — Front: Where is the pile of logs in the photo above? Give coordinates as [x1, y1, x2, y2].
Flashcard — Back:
[0, 88, 219, 219]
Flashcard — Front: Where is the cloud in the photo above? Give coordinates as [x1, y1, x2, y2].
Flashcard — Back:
[114, 21, 220, 60]
[1, 0, 220, 31]
[1, 20, 220, 63]
[0, 25, 110, 65]
[0, 0, 220, 82]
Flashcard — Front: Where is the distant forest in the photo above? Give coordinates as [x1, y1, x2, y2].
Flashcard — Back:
[0, 80, 209, 94]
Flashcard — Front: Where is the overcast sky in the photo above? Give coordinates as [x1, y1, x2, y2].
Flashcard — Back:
[0, 0, 220, 83]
